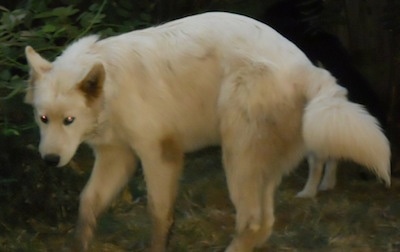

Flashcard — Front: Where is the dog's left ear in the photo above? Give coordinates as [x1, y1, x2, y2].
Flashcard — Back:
[78, 63, 105, 104]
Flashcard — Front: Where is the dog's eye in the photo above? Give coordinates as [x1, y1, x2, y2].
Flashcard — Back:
[63, 116, 75, 126]
[40, 115, 49, 124]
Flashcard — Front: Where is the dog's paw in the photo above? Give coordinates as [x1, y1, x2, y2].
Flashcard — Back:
[296, 190, 317, 198]
[318, 180, 336, 191]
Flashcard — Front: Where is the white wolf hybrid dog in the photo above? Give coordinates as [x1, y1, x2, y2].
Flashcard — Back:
[25, 12, 390, 252]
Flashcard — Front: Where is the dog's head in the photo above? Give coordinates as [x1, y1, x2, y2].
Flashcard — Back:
[25, 45, 105, 167]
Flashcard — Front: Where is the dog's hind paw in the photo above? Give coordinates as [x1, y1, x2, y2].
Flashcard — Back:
[296, 189, 317, 198]
[318, 179, 336, 191]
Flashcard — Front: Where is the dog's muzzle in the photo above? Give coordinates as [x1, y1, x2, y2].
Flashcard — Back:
[43, 154, 61, 166]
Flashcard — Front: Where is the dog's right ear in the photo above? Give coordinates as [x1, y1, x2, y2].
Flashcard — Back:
[25, 46, 52, 75]
[25, 46, 52, 104]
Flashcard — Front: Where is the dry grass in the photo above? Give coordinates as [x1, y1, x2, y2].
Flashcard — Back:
[1, 147, 399, 251]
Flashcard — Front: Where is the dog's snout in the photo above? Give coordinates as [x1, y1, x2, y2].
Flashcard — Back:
[43, 154, 61, 166]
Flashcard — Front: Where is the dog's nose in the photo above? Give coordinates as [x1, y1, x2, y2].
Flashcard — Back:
[43, 154, 60, 166]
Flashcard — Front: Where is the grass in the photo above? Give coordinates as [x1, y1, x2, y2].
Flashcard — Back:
[1, 146, 399, 251]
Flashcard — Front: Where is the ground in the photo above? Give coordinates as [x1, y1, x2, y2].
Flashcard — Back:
[1, 146, 399, 252]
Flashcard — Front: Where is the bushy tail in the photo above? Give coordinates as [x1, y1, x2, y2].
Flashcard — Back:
[302, 72, 391, 186]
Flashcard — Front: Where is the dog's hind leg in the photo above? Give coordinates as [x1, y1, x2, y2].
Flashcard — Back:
[76, 143, 137, 251]
[221, 117, 281, 252]
[219, 62, 304, 251]
[296, 155, 324, 198]
[254, 177, 280, 248]
[222, 145, 265, 252]
[222, 135, 284, 252]
[137, 136, 184, 252]
[319, 159, 338, 191]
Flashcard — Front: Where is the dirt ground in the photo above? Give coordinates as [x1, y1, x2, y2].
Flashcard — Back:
[1, 146, 399, 252]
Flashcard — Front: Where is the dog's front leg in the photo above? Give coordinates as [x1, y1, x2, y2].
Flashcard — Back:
[76, 143, 137, 251]
[138, 137, 184, 252]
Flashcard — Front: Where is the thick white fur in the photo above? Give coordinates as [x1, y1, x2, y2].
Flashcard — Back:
[296, 79, 391, 198]
[25, 12, 390, 251]
[297, 80, 391, 198]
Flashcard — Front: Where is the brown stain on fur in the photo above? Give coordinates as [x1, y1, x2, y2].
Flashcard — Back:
[160, 135, 183, 164]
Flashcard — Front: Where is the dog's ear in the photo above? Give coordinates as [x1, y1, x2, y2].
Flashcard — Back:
[78, 63, 105, 104]
[25, 46, 52, 104]
[25, 46, 52, 76]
